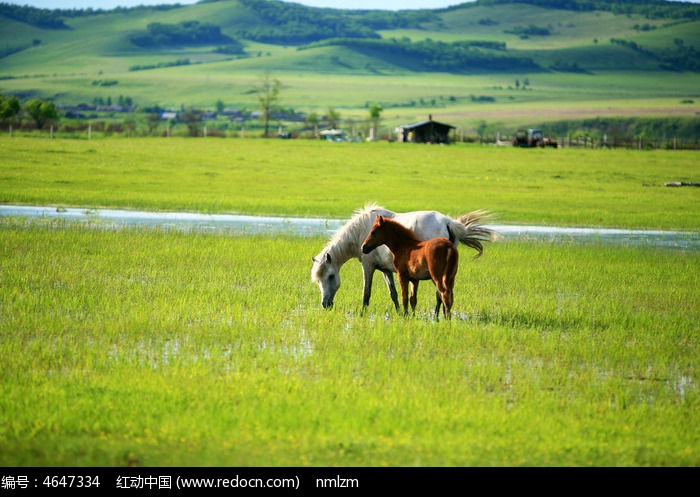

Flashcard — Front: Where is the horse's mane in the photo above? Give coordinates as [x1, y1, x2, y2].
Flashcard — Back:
[321, 202, 395, 263]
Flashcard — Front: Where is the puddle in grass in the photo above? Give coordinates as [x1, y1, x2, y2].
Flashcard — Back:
[1, 204, 698, 248]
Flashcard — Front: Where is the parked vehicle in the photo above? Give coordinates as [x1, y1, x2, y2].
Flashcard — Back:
[513, 128, 557, 147]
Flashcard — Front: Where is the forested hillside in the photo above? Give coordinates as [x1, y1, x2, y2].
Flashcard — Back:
[1, 0, 699, 72]
[0, 0, 698, 141]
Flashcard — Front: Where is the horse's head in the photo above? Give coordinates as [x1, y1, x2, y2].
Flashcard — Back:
[310, 251, 340, 309]
[361, 215, 387, 254]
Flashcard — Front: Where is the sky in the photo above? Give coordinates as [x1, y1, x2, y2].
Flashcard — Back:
[3, 0, 697, 10]
[1, 0, 470, 10]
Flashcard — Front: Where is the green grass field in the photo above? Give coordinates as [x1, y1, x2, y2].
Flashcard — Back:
[1, 1, 699, 133]
[0, 218, 697, 466]
[1, 137, 698, 230]
[0, 137, 698, 467]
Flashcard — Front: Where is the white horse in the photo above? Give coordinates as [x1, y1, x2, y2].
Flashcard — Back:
[310, 203, 499, 309]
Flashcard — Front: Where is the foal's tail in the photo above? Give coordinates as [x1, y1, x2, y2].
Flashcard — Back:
[447, 210, 500, 259]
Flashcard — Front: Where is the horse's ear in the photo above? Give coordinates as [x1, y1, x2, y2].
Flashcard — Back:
[325, 252, 332, 264]
[378, 215, 385, 224]
[311, 256, 317, 263]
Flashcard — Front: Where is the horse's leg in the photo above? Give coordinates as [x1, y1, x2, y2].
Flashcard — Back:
[434, 288, 443, 320]
[442, 260, 457, 320]
[447, 289, 454, 319]
[409, 280, 419, 315]
[361, 262, 375, 308]
[381, 269, 400, 311]
[441, 288, 453, 320]
[398, 273, 410, 316]
[432, 269, 450, 321]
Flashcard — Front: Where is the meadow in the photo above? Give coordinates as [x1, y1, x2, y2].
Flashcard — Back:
[1, 219, 697, 467]
[0, 137, 698, 467]
[1, 137, 698, 230]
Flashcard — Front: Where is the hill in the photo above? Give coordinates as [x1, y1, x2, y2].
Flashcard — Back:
[0, 0, 699, 136]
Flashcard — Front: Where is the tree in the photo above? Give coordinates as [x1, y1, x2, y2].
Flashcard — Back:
[146, 112, 161, 136]
[345, 116, 357, 140]
[325, 107, 341, 129]
[305, 111, 320, 137]
[0, 93, 20, 123]
[182, 107, 203, 137]
[123, 114, 137, 137]
[255, 74, 281, 138]
[24, 99, 59, 129]
[476, 120, 488, 142]
[369, 104, 383, 140]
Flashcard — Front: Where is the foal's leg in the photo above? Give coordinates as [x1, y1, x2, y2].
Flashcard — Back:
[398, 273, 411, 316]
[409, 280, 419, 315]
[443, 263, 457, 320]
[433, 289, 442, 319]
[441, 289, 453, 320]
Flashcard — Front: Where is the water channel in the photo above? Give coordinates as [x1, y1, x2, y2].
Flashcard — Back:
[1, 204, 698, 249]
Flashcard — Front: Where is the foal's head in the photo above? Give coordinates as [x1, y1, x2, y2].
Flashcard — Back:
[361, 215, 388, 254]
[361, 215, 412, 254]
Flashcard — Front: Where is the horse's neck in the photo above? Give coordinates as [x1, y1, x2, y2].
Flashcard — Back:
[382, 225, 418, 255]
[326, 239, 359, 268]
[326, 208, 396, 266]
[326, 215, 372, 266]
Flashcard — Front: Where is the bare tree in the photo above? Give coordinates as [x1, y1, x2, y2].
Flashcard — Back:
[255, 74, 281, 138]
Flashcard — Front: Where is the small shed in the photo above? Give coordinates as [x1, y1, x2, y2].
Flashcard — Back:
[396, 115, 455, 144]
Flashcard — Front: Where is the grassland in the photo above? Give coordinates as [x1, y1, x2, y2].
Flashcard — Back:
[0, 136, 698, 467]
[1, 137, 698, 230]
[0, 218, 698, 467]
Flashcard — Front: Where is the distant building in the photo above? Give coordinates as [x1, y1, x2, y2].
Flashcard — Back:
[396, 115, 455, 144]
[319, 129, 345, 142]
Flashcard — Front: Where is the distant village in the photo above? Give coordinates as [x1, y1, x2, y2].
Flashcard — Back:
[59, 102, 305, 125]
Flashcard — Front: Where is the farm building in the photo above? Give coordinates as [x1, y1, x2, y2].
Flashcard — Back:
[396, 115, 455, 144]
[319, 128, 345, 141]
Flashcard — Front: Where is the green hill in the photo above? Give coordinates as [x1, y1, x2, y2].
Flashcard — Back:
[1, 0, 699, 134]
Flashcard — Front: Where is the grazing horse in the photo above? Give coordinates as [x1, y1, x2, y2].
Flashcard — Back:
[361, 216, 459, 320]
[310, 203, 498, 309]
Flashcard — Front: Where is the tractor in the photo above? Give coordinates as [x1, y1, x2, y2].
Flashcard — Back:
[513, 128, 557, 147]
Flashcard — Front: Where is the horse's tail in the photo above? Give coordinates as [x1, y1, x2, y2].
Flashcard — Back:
[447, 210, 500, 259]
